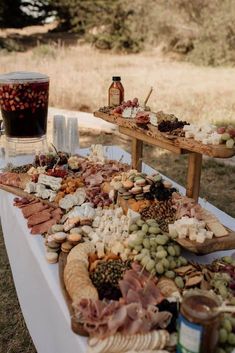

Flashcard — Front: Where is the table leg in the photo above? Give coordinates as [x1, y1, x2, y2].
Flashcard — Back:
[131, 138, 143, 171]
[186, 152, 202, 202]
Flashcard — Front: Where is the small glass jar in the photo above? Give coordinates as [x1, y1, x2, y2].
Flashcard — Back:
[108, 76, 124, 107]
[177, 289, 221, 353]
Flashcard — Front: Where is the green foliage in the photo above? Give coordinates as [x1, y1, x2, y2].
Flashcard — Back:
[0, 0, 52, 28]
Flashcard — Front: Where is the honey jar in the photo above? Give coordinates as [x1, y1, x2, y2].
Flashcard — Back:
[177, 290, 221, 353]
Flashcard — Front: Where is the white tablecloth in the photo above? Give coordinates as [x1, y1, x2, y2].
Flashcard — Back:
[0, 146, 235, 353]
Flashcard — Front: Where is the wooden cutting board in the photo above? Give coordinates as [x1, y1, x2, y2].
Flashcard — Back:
[0, 184, 58, 208]
[175, 228, 235, 254]
[58, 252, 88, 336]
[94, 111, 235, 158]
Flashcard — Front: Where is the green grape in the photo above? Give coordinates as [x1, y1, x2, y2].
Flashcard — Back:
[137, 219, 145, 227]
[179, 256, 188, 266]
[223, 319, 233, 333]
[167, 245, 176, 256]
[228, 332, 235, 345]
[219, 328, 228, 343]
[223, 256, 233, 264]
[156, 263, 164, 274]
[135, 236, 144, 245]
[157, 245, 165, 252]
[217, 348, 226, 353]
[129, 224, 139, 232]
[167, 255, 174, 263]
[134, 253, 144, 261]
[128, 240, 136, 248]
[146, 259, 155, 272]
[142, 224, 149, 234]
[156, 234, 169, 245]
[156, 250, 168, 259]
[149, 226, 161, 234]
[174, 244, 181, 256]
[134, 245, 143, 252]
[137, 230, 145, 237]
[162, 258, 170, 269]
[141, 248, 150, 255]
[218, 285, 228, 299]
[225, 346, 234, 353]
[165, 270, 176, 279]
[141, 255, 151, 267]
[150, 238, 156, 247]
[143, 238, 151, 249]
[169, 260, 177, 270]
[146, 219, 158, 226]
[175, 276, 184, 289]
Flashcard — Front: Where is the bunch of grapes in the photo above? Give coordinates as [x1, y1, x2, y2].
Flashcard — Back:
[113, 97, 139, 114]
[217, 126, 235, 149]
[218, 314, 235, 353]
[128, 218, 188, 288]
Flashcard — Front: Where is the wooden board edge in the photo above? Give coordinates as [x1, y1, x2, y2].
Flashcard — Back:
[58, 252, 89, 336]
[0, 184, 58, 208]
[176, 228, 235, 255]
[94, 111, 235, 159]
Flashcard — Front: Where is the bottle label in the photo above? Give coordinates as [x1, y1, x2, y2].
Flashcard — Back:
[109, 88, 121, 106]
[177, 314, 203, 353]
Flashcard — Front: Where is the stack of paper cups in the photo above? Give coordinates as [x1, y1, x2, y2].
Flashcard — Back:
[52, 115, 66, 151]
[66, 117, 79, 154]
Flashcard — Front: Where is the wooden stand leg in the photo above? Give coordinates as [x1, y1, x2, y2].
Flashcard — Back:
[186, 152, 202, 202]
[131, 138, 143, 171]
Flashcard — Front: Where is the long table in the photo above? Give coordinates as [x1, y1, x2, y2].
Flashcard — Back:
[0, 146, 235, 353]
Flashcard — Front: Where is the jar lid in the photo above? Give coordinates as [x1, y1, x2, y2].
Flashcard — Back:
[112, 76, 121, 81]
[0, 71, 49, 84]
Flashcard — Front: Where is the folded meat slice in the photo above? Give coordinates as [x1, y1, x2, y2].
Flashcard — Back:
[30, 218, 57, 235]
[22, 202, 48, 218]
[27, 209, 52, 227]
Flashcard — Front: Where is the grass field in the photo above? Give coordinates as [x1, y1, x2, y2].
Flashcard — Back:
[0, 41, 235, 126]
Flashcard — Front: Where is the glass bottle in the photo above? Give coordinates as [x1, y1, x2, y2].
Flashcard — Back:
[108, 76, 124, 107]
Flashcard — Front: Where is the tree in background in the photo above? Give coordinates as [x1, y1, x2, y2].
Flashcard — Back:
[0, 0, 51, 28]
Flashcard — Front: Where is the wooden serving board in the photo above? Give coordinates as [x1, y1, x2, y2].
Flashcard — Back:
[0, 184, 58, 208]
[94, 111, 235, 158]
[176, 228, 235, 254]
[58, 252, 88, 336]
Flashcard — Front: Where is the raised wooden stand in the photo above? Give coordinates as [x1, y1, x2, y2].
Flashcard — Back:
[94, 111, 235, 202]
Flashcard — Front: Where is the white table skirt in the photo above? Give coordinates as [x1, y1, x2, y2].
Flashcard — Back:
[0, 146, 235, 353]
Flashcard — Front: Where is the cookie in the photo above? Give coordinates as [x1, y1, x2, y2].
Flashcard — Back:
[46, 252, 58, 264]
[61, 241, 74, 253]
[52, 232, 67, 243]
[67, 233, 82, 245]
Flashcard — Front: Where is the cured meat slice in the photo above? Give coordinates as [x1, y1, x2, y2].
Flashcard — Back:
[31, 218, 57, 235]
[22, 202, 48, 218]
[27, 210, 52, 227]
